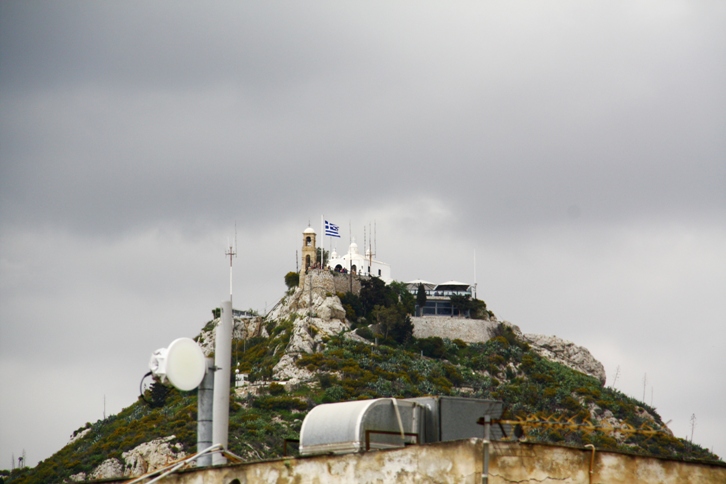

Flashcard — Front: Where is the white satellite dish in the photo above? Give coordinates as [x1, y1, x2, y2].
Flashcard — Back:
[149, 337, 207, 391]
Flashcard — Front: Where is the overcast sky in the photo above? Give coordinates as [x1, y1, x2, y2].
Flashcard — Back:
[1, 1, 724, 467]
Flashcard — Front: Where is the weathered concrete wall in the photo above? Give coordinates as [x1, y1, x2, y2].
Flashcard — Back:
[412, 315, 499, 343]
[109, 439, 482, 484]
[101, 439, 726, 484]
[491, 441, 726, 484]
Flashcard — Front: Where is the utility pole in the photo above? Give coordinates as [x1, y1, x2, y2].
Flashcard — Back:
[690, 414, 697, 442]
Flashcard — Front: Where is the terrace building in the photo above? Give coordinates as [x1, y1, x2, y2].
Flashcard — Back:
[406, 280, 476, 316]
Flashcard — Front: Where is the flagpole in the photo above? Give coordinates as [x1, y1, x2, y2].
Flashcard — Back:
[320, 215, 324, 269]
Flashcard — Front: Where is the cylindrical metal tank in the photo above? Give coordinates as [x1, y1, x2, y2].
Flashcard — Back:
[299, 398, 423, 456]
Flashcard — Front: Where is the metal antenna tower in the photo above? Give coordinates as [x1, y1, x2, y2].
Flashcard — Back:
[473, 248, 477, 300]
[690, 414, 697, 442]
[225, 224, 237, 304]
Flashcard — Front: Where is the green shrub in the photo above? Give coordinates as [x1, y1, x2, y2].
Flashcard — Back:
[253, 395, 307, 411]
[322, 385, 347, 403]
[268, 382, 286, 396]
[417, 337, 446, 358]
[318, 373, 338, 389]
[284, 272, 300, 289]
[355, 326, 375, 341]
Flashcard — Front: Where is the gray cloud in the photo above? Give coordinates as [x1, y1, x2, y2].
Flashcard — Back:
[1, 0, 725, 466]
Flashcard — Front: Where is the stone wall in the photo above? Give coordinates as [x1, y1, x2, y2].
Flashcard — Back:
[101, 439, 726, 484]
[330, 270, 362, 295]
[296, 269, 362, 296]
[412, 316, 500, 343]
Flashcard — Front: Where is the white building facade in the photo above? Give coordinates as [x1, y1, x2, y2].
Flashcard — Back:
[327, 238, 392, 283]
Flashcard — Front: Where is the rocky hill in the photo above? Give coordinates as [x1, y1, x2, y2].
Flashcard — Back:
[4, 271, 720, 483]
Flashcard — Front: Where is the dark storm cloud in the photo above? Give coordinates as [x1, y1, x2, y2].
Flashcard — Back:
[0, 2, 356, 91]
[2, 1, 724, 237]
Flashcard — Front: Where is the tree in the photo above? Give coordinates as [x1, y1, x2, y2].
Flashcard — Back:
[389, 281, 416, 315]
[149, 380, 169, 408]
[339, 291, 363, 323]
[450, 294, 474, 317]
[416, 283, 427, 316]
[284, 271, 300, 289]
[372, 304, 413, 344]
[315, 248, 329, 267]
[359, 277, 394, 317]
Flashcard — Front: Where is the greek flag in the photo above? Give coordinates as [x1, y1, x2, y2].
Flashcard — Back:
[325, 220, 341, 238]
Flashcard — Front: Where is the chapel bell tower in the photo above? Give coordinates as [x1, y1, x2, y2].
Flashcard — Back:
[301, 226, 317, 276]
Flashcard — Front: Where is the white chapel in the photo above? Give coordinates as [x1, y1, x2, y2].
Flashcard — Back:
[326, 237, 392, 283]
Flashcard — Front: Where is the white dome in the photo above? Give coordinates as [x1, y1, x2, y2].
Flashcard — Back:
[303, 227, 316, 234]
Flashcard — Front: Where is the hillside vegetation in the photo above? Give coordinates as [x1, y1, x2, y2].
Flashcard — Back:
[4, 278, 720, 483]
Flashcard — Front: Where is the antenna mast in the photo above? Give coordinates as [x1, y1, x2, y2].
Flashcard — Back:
[363, 226, 366, 256]
[225, 224, 237, 304]
[368, 222, 372, 267]
[474, 248, 477, 300]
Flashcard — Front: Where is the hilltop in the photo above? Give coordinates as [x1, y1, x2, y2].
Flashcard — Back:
[3, 270, 720, 483]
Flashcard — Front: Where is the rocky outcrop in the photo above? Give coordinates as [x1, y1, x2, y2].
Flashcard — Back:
[272, 354, 317, 382]
[411, 317, 606, 385]
[81, 436, 186, 480]
[523, 333, 606, 385]
[269, 270, 350, 382]
[89, 458, 123, 480]
[272, 272, 606, 386]
[68, 428, 91, 445]
[197, 316, 268, 356]
[121, 436, 186, 476]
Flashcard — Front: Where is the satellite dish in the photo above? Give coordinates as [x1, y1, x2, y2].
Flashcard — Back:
[149, 337, 207, 391]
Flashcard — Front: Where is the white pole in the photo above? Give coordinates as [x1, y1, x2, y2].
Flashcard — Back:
[197, 358, 214, 467]
[212, 301, 233, 465]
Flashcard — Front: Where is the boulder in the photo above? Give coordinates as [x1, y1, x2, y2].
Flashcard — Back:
[120, 436, 185, 477]
[273, 354, 316, 383]
[197, 316, 268, 357]
[89, 458, 123, 480]
[523, 333, 607, 385]
[68, 428, 91, 445]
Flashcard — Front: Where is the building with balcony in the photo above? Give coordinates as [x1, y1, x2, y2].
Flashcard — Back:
[405, 280, 475, 316]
